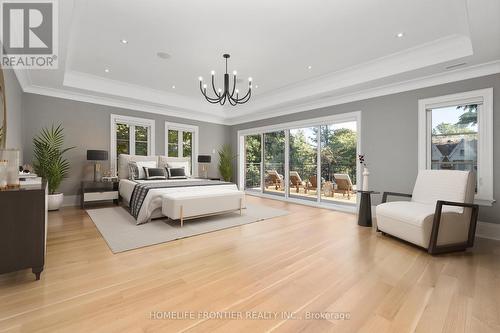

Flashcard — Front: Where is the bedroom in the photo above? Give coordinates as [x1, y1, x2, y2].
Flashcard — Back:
[1, 0, 500, 332]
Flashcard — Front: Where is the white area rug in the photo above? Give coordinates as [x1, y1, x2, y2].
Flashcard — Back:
[86, 204, 288, 253]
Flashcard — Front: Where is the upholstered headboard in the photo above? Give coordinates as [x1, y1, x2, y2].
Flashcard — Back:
[117, 154, 191, 179]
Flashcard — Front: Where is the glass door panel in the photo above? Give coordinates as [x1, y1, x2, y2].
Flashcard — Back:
[289, 127, 317, 201]
[320, 122, 357, 204]
[244, 134, 262, 191]
[183, 131, 193, 172]
[135, 125, 148, 156]
[263, 131, 285, 196]
[167, 130, 179, 157]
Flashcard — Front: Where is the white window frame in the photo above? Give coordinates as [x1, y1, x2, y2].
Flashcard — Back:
[418, 88, 494, 206]
[110, 114, 156, 175]
[237, 111, 362, 213]
[165, 121, 199, 177]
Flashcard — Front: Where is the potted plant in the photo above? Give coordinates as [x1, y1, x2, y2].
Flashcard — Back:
[33, 124, 75, 210]
[218, 144, 235, 182]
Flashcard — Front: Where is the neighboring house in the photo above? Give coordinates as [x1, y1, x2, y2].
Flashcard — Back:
[431, 137, 477, 171]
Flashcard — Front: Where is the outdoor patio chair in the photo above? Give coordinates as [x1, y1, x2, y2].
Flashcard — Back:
[305, 175, 324, 194]
[265, 170, 284, 190]
[289, 171, 306, 193]
[333, 173, 354, 199]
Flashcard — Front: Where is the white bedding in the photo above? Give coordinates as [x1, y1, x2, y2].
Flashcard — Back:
[119, 179, 239, 224]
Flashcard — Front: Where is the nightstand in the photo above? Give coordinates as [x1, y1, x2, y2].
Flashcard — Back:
[81, 181, 119, 209]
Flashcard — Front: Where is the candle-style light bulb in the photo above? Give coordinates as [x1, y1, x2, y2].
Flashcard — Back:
[211, 70, 215, 75]
[198, 76, 203, 81]
[233, 70, 237, 76]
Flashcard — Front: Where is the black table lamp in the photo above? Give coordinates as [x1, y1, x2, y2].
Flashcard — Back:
[197, 155, 211, 179]
[87, 150, 108, 181]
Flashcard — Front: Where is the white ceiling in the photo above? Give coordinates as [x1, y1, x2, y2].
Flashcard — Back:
[14, 0, 500, 124]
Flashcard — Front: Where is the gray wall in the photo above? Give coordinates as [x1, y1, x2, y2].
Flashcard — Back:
[22, 93, 230, 200]
[230, 73, 500, 224]
[4, 68, 23, 158]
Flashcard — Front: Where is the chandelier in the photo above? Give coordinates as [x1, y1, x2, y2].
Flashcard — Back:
[198, 54, 252, 105]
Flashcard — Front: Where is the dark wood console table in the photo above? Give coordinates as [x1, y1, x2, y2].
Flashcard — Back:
[0, 182, 47, 280]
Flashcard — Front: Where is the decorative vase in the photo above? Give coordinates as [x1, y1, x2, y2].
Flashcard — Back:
[0, 160, 7, 189]
[0, 149, 20, 188]
[48, 193, 64, 211]
[362, 167, 370, 191]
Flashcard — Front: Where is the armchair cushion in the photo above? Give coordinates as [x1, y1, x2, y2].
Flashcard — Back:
[411, 170, 473, 212]
[376, 201, 468, 248]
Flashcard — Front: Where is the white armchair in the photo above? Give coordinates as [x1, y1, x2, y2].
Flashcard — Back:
[376, 170, 479, 254]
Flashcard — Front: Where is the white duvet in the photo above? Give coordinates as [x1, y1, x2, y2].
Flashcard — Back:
[119, 179, 239, 224]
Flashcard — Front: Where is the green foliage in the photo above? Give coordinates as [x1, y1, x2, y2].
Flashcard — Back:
[218, 144, 235, 182]
[432, 105, 478, 136]
[33, 124, 75, 194]
[456, 104, 477, 126]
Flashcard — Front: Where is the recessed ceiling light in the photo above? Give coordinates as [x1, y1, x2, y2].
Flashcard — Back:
[396, 32, 404, 38]
[120, 39, 128, 44]
[255, 85, 259, 88]
[307, 65, 312, 70]
[104, 68, 110, 73]
[172, 85, 176, 89]
[157, 52, 171, 60]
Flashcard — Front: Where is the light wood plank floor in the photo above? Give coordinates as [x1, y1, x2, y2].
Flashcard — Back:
[0, 196, 499, 333]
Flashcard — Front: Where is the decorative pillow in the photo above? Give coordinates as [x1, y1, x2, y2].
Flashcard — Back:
[128, 162, 139, 180]
[167, 167, 187, 179]
[166, 161, 191, 177]
[144, 167, 166, 180]
[135, 160, 157, 179]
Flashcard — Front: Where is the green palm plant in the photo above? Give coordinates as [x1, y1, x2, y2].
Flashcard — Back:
[218, 144, 236, 182]
[33, 124, 75, 194]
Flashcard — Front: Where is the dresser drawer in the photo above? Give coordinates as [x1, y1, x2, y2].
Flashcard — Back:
[84, 191, 119, 202]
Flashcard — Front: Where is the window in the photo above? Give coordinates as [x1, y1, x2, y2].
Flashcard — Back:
[165, 122, 199, 176]
[418, 88, 494, 205]
[110, 114, 155, 175]
[238, 112, 361, 210]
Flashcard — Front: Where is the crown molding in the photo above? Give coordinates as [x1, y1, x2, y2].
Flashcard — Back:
[23, 83, 227, 124]
[226, 34, 473, 117]
[225, 59, 500, 125]
[12, 59, 500, 127]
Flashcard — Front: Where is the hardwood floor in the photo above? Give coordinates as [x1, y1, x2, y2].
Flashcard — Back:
[0, 196, 499, 333]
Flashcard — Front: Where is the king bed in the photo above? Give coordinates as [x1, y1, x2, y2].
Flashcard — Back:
[117, 154, 244, 225]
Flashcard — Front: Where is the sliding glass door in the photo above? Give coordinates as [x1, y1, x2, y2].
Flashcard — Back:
[263, 131, 285, 196]
[240, 113, 359, 207]
[244, 134, 262, 191]
[320, 122, 357, 204]
[289, 127, 317, 201]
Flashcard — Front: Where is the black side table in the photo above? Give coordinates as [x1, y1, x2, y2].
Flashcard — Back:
[81, 181, 119, 209]
[356, 190, 379, 227]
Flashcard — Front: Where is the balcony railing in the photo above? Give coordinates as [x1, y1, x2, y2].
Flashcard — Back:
[244, 162, 357, 188]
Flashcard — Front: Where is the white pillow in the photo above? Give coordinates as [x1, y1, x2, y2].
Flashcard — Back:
[136, 161, 157, 179]
[167, 161, 191, 177]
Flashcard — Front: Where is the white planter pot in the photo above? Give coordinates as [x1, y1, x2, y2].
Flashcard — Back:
[48, 193, 64, 211]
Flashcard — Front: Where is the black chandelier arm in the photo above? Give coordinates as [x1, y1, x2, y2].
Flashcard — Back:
[199, 82, 223, 103]
[211, 75, 221, 97]
[230, 75, 237, 96]
[228, 95, 237, 106]
[221, 94, 228, 105]
[234, 90, 251, 104]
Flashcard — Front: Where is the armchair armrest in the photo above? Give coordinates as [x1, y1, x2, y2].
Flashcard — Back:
[382, 192, 412, 203]
[429, 200, 480, 254]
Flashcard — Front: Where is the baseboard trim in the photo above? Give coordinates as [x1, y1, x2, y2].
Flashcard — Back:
[62, 194, 80, 207]
[476, 221, 500, 241]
